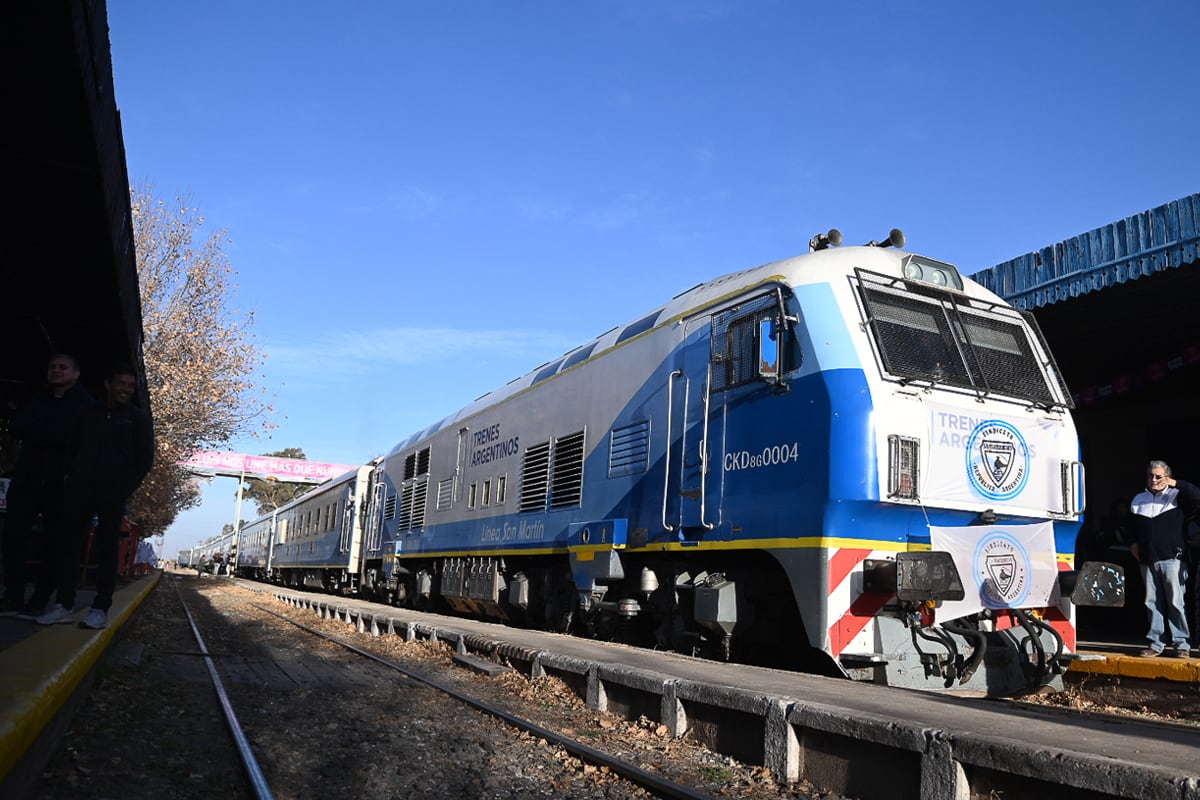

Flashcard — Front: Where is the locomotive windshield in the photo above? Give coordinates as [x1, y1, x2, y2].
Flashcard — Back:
[857, 271, 1070, 407]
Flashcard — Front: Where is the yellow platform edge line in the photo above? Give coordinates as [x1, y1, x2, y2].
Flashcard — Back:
[1067, 652, 1200, 681]
[0, 573, 160, 782]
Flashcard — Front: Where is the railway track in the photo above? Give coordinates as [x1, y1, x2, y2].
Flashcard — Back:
[179, 577, 733, 799]
[173, 580, 273, 800]
[249, 602, 714, 800]
[31, 575, 824, 800]
[29, 575, 1199, 800]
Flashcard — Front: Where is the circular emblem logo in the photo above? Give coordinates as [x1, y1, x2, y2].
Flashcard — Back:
[972, 530, 1032, 608]
[964, 420, 1030, 501]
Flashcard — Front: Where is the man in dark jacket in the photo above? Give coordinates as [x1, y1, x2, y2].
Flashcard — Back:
[0, 354, 92, 616]
[33, 363, 153, 629]
[1130, 460, 1199, 658]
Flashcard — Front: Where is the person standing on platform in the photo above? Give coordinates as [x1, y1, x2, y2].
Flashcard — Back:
[0, 354, 92, 617]
[33, 364, 153, 629]
[134, 538, 158, 575]
[1130, 460, 1199, 658]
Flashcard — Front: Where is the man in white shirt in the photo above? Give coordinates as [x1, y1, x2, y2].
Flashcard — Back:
[1130, 461, 1198, 658]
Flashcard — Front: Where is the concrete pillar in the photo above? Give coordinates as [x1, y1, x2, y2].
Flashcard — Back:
[763, 699, 799, 783]
[586, 665, 608, 712]
[921, 732, 969, 800]
[660, 682, 688, 738]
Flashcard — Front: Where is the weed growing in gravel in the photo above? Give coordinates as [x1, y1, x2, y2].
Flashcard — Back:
[702, 766, 735, 781]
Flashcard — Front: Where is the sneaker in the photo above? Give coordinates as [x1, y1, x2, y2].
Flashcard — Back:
[79, 608, 108, 630]
[1170, 647, 1192, 659]
[34, 604, 75, 626]
[1138, 648, 1162, 658]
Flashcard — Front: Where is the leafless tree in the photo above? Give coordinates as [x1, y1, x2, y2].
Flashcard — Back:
[128, 184, 274, 535]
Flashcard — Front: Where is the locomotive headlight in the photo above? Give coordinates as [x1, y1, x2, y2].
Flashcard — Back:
[900, 255, 963, 290]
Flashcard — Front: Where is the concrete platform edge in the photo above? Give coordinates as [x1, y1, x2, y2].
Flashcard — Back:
[0, 573, 160, 785]
[1070, 650, 1200, 681]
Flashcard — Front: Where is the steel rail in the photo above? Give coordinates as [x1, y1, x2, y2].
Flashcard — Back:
[169, 578, 275, 800]
[251, 603, 715, 800]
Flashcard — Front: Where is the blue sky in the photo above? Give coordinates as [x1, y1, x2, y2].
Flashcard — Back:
[106, 1, 1200, 557]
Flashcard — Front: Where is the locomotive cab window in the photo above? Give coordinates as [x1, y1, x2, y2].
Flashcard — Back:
[711, 292, 798, 391]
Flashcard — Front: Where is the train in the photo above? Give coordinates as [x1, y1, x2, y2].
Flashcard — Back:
[213, 229, 1125, 696]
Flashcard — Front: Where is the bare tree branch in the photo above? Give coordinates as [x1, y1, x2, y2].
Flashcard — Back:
[128, 183, 276, 535]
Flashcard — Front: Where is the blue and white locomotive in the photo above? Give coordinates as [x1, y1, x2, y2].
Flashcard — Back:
[239, 230, 1121, 696]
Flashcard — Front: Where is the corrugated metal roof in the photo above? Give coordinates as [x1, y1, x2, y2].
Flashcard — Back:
[974, 193, 1199, 310]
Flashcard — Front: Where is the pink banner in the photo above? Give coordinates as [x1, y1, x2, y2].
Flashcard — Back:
[181, 451, 358, 482]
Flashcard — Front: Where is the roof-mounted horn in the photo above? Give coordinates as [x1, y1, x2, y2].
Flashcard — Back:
[867, 228, 906, 248]
[808, 228, 843, 252]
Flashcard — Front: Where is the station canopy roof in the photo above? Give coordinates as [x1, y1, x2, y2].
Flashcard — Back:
[1, 2, 143, 410]
[973, 194, 1200, 406]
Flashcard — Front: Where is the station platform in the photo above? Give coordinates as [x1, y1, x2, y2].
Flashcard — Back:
[0, 572, 159, 798]
[0, 574, 1193, 796]
[1073, 640, 1200, 682]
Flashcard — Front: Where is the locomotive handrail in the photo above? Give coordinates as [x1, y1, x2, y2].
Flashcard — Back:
[697, 362, 715, 531]
[1069, 459, 1086, 515]
[662, 369, 683, 533]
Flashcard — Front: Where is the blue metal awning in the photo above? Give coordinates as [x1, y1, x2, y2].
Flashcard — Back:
[974, 193, 1199, 310]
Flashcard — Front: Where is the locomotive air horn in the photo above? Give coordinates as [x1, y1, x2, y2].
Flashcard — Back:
[867, 228, 906, 248]
[808, 228, 843, 252]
